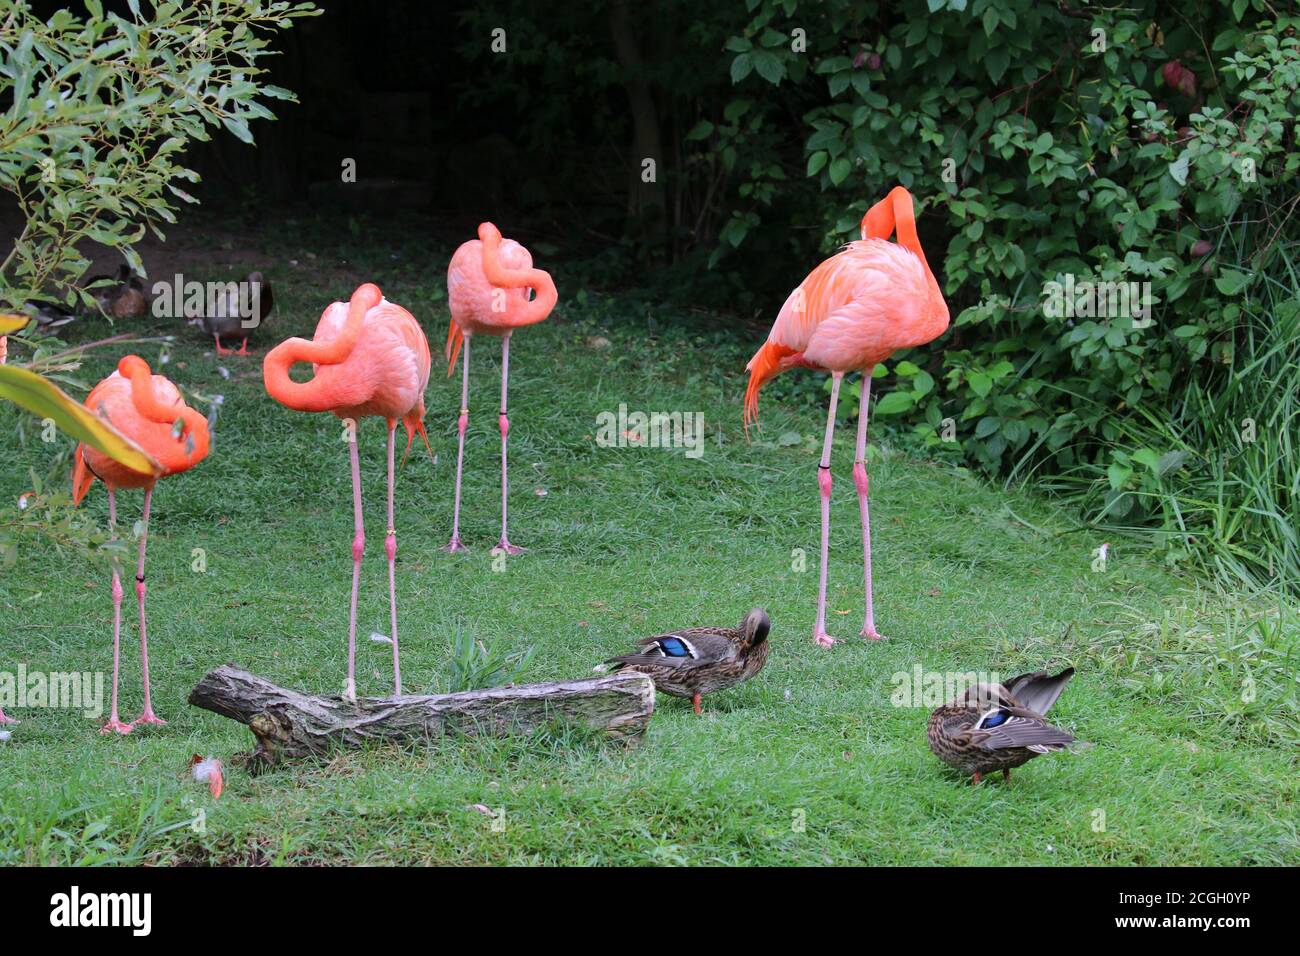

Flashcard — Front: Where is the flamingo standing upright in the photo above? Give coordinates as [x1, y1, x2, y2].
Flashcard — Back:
[263, 283, 430, 700]
[744, 186, 950, 647]
[443, 222, 557, 554]
[72, 355, 211, 733]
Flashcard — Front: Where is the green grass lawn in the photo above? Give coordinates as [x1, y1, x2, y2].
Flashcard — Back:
[2, 228, 1297, 865]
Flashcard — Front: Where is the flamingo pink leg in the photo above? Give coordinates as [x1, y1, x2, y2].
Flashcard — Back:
[345, 427, 364, 702]
[385, 420, 401, 694]
[856, 370, 886, 640]
[101, 488, 132, 734]
[813, 372, 843, 648]
[497, 332, 524, 555]
[131, 487, 165, 727]
[444, 334, 470, 553]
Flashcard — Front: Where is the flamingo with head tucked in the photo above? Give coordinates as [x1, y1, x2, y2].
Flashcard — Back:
[743, 186, 950, 647]
[263, 283, 430, 700]
[72, 355, 210, 733]
[443, 222, 557, 554]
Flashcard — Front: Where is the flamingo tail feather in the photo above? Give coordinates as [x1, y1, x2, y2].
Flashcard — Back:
[445, 322, 463, 377]
[415, 418, 434, 463]
[399, 412, 434, 472]
[71, 444, 95, 505]
[743, 341, 800, 436]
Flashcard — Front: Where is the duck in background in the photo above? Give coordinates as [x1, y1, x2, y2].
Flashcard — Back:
[595, 609, 771, 714]
[87, 265, 149, 319]
[6, 267, 146, 338]
[18, 298, 77, 334]
[198, 271, 274, 356]
[927, 667, 1087, 784]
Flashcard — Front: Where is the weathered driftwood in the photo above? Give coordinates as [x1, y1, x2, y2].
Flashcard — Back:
[188, 664, 655, 770]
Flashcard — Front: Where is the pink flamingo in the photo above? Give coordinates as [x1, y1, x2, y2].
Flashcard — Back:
[72, 356, 211, 733]
[263, 283, 430, 700]
[744, 186, 949, 647]
[443, 222, 557, 554]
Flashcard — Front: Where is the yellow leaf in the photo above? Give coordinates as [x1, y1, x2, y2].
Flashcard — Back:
[0, 364, 161, 476]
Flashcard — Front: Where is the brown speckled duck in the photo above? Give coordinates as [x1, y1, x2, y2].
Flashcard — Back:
[927, 667, 1086, 784]
[595, 608, 771, 714]
[87, 265, 148, 319]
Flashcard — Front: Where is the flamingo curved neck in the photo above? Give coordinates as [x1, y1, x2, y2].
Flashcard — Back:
[262, 293, 369, 412]
[891, 189, 924, 262]
[122, 361, 180, 426]
[119, 358, 210, 467]
[479, 232, 558, 326]
[890, 189, 944, 310]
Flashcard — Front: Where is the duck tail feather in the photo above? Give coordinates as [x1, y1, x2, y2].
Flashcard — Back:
[1005, 666, 1075, 715]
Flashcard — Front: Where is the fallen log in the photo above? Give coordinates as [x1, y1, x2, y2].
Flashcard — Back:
[188, 664, 655, 770]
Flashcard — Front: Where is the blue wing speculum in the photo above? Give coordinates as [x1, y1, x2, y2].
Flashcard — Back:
[648, 636, 698, 659]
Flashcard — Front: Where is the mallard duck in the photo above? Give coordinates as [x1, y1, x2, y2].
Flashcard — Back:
[595, 608, 771, 713]
[199, 271, 274, 355]
[21, 298, 77, 331]
[86, 265, 148, 319]
[927, 667, 1086, 784]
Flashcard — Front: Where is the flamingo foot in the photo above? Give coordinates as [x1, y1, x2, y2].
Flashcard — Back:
[813, 630, 838, 648]
[343, 678, 357, 704]
[442, 536, 469, 553]
[494, 539, 526, 556]
[100, 718, 134, 735]
[0, 710, 17, 725]
[860, 625, 887, 641]
[131, 711, 167, 729]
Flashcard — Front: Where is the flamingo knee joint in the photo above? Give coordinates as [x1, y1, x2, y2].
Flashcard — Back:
[817, 465, 833, 499]
[853, 460, 869, 496]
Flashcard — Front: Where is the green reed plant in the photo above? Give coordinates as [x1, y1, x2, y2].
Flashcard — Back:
[438, 624, 537, 694]
[1038, 243, 1300, 594]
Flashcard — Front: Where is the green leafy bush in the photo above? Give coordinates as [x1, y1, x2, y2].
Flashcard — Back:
[0, 0, 317, 310]
[716, 0, 1299, 591]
